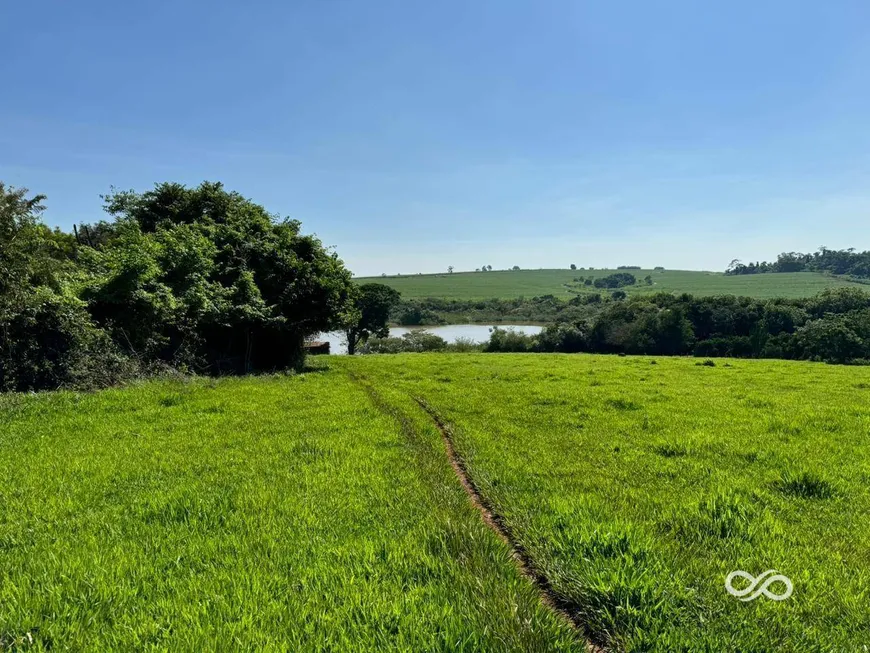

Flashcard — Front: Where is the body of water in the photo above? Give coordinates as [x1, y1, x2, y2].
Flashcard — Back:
[315, 324, 544, 355]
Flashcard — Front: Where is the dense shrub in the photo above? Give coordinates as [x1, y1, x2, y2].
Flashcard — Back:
[1, 181, 355, 391]
[0, 290, 136, 392]
[593, 272, 636, 289]
[395, 302, 447, 326]
[446, 337, 481, 352]
[484, 327, 538, 352]
[536, 323, 588, 353]
[793, 317, 864, 364]
[81, 182, 353, 374]
[401, 331, 448, 352]
[361, 330, 448, 354]
[358, 336, 407, 354]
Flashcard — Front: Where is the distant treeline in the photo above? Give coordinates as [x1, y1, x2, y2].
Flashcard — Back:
[726, 248, 870, 279]
[483, 288, 870, 364]
[392, 294, 609, 326]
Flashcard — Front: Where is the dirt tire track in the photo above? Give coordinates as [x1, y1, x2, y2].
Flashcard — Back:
[348, 370, 602, 652]
[413, 397, 605, 653]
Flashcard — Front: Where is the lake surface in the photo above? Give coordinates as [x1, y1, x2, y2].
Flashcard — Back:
[316, 324, 544, 355]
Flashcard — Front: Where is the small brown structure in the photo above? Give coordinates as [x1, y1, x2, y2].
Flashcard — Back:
[304, 341, 331, 355]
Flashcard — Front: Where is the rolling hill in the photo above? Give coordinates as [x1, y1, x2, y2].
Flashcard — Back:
[354, 268, 867, 300]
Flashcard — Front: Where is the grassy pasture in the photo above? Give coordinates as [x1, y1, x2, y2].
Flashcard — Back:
[0, 373, 576, 651]
[354, 268, 865, 300]
[4, 354, 870, 651]
[341, 354, 870, 651]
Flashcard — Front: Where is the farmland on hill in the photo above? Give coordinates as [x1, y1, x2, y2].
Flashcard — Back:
[354, 268, 866, 300]
[4, 354, 869, 651]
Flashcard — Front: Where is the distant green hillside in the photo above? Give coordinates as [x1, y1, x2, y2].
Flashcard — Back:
[354, 268, 867, 300]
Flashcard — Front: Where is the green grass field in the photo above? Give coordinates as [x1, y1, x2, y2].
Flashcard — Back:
[342, 355, 870, 650]
[354, 268, 866, 300]
[4, 355, 870, 651]
[0, 373, 576, 651]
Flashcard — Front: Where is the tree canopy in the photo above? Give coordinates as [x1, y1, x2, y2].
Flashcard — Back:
[726, 247, 870, 278]
[1, 181, 356, 390]
[344, 283, 401, 355]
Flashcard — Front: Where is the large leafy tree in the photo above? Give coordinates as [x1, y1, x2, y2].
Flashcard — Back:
[0, 183, 75, 296]
[0, 184, 124, 391]
[344, 283, 401, 355]
[82, 181, 354, 372]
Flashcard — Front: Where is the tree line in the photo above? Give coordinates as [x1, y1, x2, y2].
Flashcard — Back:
[392, 293, 610, 326]
[726, 247, 870, 278]
[0, 181, 397, 391]
[483, 288, 870, 364]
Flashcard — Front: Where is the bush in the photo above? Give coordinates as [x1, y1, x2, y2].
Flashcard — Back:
[537, 323, 587, 352]
[692, 336, 752, 358]
[485, 327, 538, 352]
[594, 272, 637, 289]
[446, 337, 481, 353]
[360, 331, 447, 354]
[359, 336, 407, 354]
[82, 182, 353, 374]
[794, 317, 864, 364]
[0, 181, 357, 391]
[395, 303, 445, 326]
[401, 331, 448, 352]
[0, 289, 136, 392]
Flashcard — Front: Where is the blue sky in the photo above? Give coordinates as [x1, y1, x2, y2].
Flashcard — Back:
[3, 0, 870, 276]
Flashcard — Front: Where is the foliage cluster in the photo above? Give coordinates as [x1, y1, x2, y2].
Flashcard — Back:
[727, 247, 870, 278]
[393, 294, 608, 326]
[1, 182, 354, 390]
[483, 288, 870, 364]
[592, 272, 637, 289]
[361, 332, 481, 354]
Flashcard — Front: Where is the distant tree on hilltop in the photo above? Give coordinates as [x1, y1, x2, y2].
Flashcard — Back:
[594, 273, 637, 289]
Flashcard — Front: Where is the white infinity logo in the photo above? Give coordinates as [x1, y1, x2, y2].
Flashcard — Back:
[725, 570, 793, 601]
